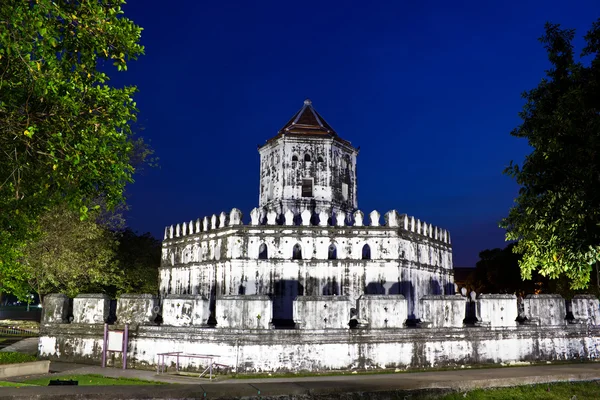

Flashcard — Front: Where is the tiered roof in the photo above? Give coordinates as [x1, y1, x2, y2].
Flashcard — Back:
[262, 99, 353, 146]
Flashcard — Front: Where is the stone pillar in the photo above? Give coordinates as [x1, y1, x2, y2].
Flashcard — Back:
[72, 294, 110, 324]
[42, 293, 70, 324]
[216, 295, 272, 329]
[162, 294, 210, 327]
[116, 294, 159, 325]
[570, 295, 600, 325]
[357, 295, 407, 328]
[475, 294, 518, 328]
[420, 295, 466, 328]
[523, 294, 566, 326]
[293, 296, 352, 329]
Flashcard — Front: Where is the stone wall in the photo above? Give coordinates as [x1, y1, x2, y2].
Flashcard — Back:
[39, 292, 600, 373]
[476, 294, 518, 328]
[72, 294, 109, 324]
[357, 295, 407, 329]
[160, 208, 454, 321]
[294, 296, 352, 329]
[257, 136, 359, 216]
[162, 294, 210, 327]
[39, 320, 600, 373]
[217, 295, 272, 329]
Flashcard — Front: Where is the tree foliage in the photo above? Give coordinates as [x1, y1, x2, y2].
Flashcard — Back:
[113, 228, 160, 296]
[0, 1, 146, 298]
[21, 204, 120, 299]
[19, 205, 160, 299]
[501, 19, 600, 289]
[469, 244, 545, 295]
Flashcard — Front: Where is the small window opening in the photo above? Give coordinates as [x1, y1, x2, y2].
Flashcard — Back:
[328, 244, 337, 260]
[343, 155, 350, 170]
[317, 156, 324, 162]
[304, 153, 311, 162]
[342, 183, 348, 201]
[267, 180, 273, 200]
[362, 244, 371, 260]
[292, 154, 298, 162]
[292, 244, 303, 260]
[302, 179, 313, 197]
[258, 243, 268, 259]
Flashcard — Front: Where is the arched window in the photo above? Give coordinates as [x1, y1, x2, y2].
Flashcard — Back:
[258, 243, 268, 260]
[292, 154, 298, 162]
[317, 156, 324, 162]
[304, 153, 311, 162]
[328, 244, 337, 260]
[292, 244, 303, 260]
[362, 244, 371, 260]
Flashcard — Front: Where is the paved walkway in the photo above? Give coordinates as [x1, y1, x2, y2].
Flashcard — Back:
[1, 337, 600, 399]
[0, 337, 38, 355]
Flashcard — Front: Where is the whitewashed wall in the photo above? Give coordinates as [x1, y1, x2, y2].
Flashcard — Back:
[39, 293, 600, 372]
[39, 324, 600, 373]
[258, 136, 358, 216]
[160, 210, 453, 321]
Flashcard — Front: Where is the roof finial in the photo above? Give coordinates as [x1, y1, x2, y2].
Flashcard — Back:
[304, 98, 312, 106]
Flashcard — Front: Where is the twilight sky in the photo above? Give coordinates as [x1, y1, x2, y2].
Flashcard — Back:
[108, 0, 599, 267]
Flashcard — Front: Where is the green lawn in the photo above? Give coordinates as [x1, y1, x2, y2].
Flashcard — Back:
[0, 352, 37, 364]
[437, 381, 600, 400]
[0, 381, 36, 387]
[23, 374, 166, 386]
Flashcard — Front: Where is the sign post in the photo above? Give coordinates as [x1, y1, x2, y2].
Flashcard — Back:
[102, 324, 129, 369]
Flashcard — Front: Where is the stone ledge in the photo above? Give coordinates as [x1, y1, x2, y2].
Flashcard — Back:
[0, 360, 50, 379]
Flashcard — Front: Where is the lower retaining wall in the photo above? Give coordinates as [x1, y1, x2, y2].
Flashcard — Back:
[0, 360, 50, 379]
[38, 324, 600, 373]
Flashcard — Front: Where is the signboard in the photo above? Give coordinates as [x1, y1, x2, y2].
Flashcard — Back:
[107, 330, 124, 352]
[102, 324, 129, 369]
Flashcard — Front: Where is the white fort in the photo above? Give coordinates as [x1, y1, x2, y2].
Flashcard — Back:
[159, 99, 454, 324]
[39, 100, 600, 373]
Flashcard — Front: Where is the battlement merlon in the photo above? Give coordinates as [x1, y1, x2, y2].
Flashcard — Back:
[163, 208, 451, 245]
[160, 207, 453, 271]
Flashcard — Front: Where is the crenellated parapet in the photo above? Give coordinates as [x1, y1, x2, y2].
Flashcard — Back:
[163, 207, 451, 245]
[160, 207, 454, 320]
[43, 292, 599, 331]
[40, 291, 600, 373]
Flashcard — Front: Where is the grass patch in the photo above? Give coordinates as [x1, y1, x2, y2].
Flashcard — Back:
[23, 374, 166, 386]
[437, 381, 600, 400]
[0, 352, 37, 364]
[0, 381, 36, 387]
[232, 360, 597, 380]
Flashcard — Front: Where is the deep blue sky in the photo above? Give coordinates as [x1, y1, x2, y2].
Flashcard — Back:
[110, 0, 599, 267]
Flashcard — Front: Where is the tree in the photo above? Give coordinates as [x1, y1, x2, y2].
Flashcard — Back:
[112, 228, 160, 296]
[470, 244, 546, 295]
[501, 19, 600, 289]
[0, 1, 146, 298]
[21, 204, 121, 300]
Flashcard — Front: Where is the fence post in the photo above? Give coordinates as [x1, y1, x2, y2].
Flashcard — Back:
[122, 324, 129, 370]
[101, 323, 108, 368]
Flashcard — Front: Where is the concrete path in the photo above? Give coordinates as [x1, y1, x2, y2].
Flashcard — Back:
[1, 338, 600, 399]
[0, 337, 38, 355]
[1, 361, 600, 399]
